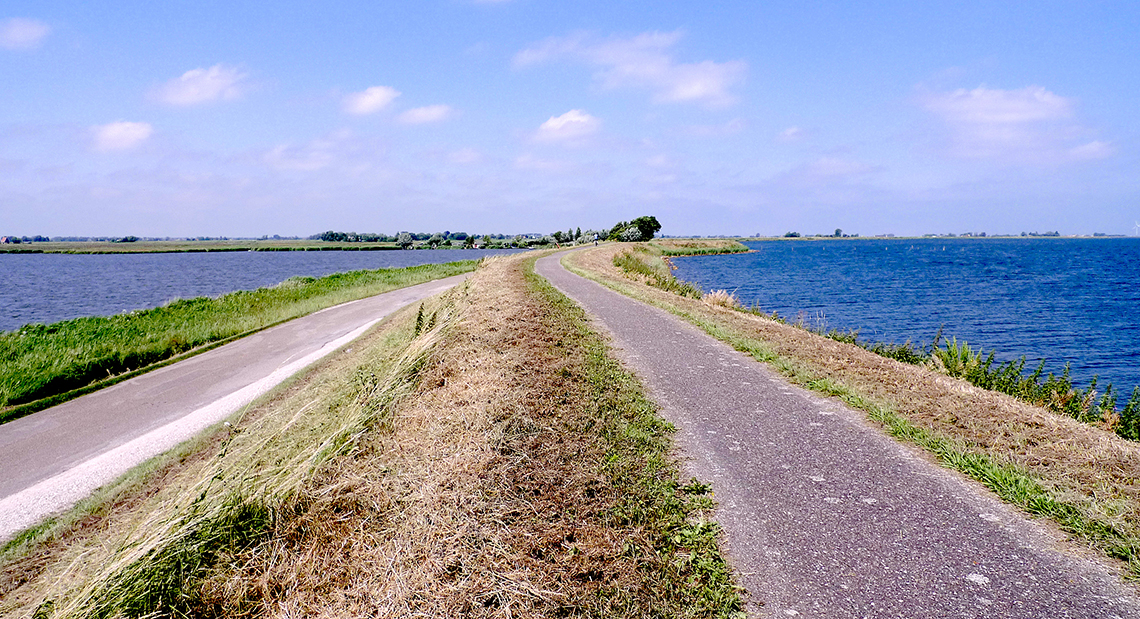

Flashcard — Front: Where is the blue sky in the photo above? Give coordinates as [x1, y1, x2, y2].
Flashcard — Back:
[2, 1, 1138, 237]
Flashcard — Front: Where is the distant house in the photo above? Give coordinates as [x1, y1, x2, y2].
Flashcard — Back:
[0, 236, 16, 244]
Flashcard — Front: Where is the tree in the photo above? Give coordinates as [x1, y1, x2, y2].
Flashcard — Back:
[397, 232, 414, 249]
[629, 216, 662, 241]
[428, 232, 444, 248]
[575, 227, 582, 240]
[552, 231, 565, 244]
[608, 215, 662, 242]
[834, 228, 843, 238]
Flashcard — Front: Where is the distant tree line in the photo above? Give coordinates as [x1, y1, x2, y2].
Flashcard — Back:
[312, 215, 663, 250]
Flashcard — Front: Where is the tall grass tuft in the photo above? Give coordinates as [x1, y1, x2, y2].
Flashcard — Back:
[0, 260, 476, 416]
[612, 247, 704, 299]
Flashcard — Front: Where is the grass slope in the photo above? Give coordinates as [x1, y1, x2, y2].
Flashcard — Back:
[2, 253, 741, 618]
[565, 241, 1140, 579]
[0, 261, 477, 420]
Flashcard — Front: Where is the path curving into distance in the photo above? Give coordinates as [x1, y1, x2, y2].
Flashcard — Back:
[536, 252, 1140, 619]
[0, 273, 469, 542]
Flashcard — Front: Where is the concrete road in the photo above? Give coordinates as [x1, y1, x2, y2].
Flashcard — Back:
[0, 273, 468, 541]
[536, 253, 1140, 619]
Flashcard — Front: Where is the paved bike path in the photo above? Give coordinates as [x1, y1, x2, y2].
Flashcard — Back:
[0, 273, 469, 541]
[536, 253, 1139, 619]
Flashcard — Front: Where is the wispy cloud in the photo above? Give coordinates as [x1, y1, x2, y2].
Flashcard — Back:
[343, 86, 401, 115]
[515, 31, 746, 107]
[91, 121, 153, 151]
[533, 109, 600, 143]
[920, 85, 1112, 163]
[776, 126, 804, 143]
[153, 64, 248, 106]
[0, 18, 51, 50]
[398, 104, 453, 124]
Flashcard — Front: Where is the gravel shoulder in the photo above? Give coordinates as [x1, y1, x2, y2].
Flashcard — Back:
[537, 251, 1140, 618]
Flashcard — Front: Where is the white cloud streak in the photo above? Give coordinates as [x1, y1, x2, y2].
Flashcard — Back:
[344, 86, 401, 115]
[398, 104, 453, 124]
[153, 64, 248, 106]
[921, 85, 1111, 163]
[515, 31, 746, 107]
[534, 109, 600, 143]
[0, 18, 51, 50]
[91, 121, 153, 151]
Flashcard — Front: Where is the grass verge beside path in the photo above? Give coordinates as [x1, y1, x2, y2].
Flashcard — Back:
[0, 260, 477, 422]
[565, 242, 1140, 580]
[2, 253, 742, 618]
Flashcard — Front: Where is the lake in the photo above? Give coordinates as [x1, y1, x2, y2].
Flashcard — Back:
[0, 248, 523, 333]
[671, 238, 1140, 393]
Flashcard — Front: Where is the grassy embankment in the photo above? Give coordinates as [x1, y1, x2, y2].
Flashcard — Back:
[0, 239, 405, 254]
[1, 253, 741, 618]
[0, 261, 477, 422]
[567, 240, 1140, 578]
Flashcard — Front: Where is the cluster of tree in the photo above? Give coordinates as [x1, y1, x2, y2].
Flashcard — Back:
[312, 230, 476, 245]
[311, 215, 662, 250]
[607, 216, 661, 242]
[783, 230, 860, 238]
[1021, 231, 1061, 237]
[0, 235, 51, 244]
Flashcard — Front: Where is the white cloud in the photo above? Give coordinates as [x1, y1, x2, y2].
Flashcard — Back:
[515, 31, 746, 107]
[153, 64, 248, 106]
[398, 104, 453, 124]
[343, 86, 401, 115]
[1069, 140, 1114, 161]
[0, 18, 50, 50]
[534, 109, 600, 143]
[923, 86, 1071, 124]
[91, 121, 153, 151]
[777, 126, 804, 142]
[920, 85, 1111, 163]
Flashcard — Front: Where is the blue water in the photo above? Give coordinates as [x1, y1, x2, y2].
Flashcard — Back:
[0, 248, 523, 333]
[671, 238, 1140, 393]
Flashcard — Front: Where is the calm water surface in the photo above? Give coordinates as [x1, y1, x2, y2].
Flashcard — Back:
[672, 238, 1140, 392]
[0, 249, 522, 333]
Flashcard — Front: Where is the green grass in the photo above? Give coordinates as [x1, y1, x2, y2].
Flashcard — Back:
[613, 245, 705, 298]
[524, 257, 744, 618]
[20, 284, 451, 619]
[650, 240, 750, 257]
[0, 261, 477, 420]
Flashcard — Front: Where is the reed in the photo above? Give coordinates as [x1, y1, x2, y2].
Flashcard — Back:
[0, 260, 477, 417]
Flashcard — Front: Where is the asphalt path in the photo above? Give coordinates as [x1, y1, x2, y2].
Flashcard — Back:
[0, 273, 469, 541]
[536, 253, 1140, 619]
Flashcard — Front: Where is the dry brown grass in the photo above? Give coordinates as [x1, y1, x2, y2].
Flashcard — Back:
[702, 290, 741, 309]
[566, 244, 1140, 546]
[183, 254, 701, 617]
[3, 252, 740, 618]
